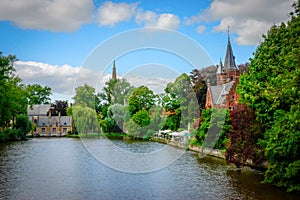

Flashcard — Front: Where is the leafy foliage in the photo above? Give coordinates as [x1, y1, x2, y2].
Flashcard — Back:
[128, 86, 156, 116]
[190, 69, 207, 109]
[225, 104, 265, 168]
[72, 105, 99, 134]
[26, 84, 52, 105]
[132, 110, 151, 127]
[193, 108, 231, 150]
[264, 105, 300, 192]
[49, 100, 68, 116]
[237, 1, 300, 191]
[163, 73, 198, 130]
[16, 114, 32, 139]
[72, 83, 95, 108]
[0, 52, 27, 129]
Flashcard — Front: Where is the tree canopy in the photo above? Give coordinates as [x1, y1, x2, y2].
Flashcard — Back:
[0, 52, 27, 129]
[72, 83, 95, 108]
[237, 1, 300, 192]
[26, 84, 52, 105]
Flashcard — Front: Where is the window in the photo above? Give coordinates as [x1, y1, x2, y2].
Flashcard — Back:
[63, 128, 67, 133]
[42, 128, 45, 133]
[52, 128, 56, 133]
[34, 119, 37, 123]
[64, 122, 67, 126]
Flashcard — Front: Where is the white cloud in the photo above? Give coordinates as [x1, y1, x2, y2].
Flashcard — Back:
[196, 25, 206, 34]
[0, 0, 94, 32]
[13, 61, 174, 101]
[97, 1, 138, 27]
[135, 10, 180, 30]
[13, 61, 101, 99]
[185, 0, 294, 45]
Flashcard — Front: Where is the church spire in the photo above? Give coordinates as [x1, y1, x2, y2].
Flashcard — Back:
[223, 26, 237, 71]
[112, 60, 116, 80]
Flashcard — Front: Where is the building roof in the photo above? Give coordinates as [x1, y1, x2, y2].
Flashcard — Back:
[223, 37, 237, 71]
[28, 105, 51, 116]
[37, 116, 72, 127]
[209, 81, 234, 105]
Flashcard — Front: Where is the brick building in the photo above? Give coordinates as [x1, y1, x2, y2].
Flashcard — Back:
[205, 34, 240, 110]
[28, 105, 73, 136]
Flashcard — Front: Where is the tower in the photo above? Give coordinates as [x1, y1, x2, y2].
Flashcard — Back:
[216, 27, 239, 85]
[112, 60, 117, 80]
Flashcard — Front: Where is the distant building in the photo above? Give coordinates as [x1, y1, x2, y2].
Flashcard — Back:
[28, 105, 73, 136]
[205, 33, 240, 110]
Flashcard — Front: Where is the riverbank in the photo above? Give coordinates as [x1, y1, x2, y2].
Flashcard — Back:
[152, 137, 268, 170]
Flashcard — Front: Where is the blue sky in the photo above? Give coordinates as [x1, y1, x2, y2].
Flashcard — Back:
[0, 0, 294, 100]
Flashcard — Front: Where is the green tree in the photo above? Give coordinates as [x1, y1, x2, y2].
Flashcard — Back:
[194, 108, 231, 150]
[237, 1, 300, 191]
[163, 73, 198, 130]
[95, 78, 134, 121]
[132, 110, 151, 127]
[128, 86, 156, 116]
[0, 52, 27, 129]
[98, 78, 134, 105]
[106, 104, 129, 133]
[263, 105, 300, 192]
[72, 105, 99, 134]
[15, 114, 32, 139]
[72, 83, 95, 108]
[26, 84, 52, 105]
[190, 69, 207, 109]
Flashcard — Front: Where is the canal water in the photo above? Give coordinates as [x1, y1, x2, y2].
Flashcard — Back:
[0, 138, 299, 200]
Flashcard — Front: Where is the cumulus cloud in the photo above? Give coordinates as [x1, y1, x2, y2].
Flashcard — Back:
[0, 0, 94, 32]
[185, 0, 294, 45]
[97, 1, 138, 27]
[13, 61, 175, 101]
[135, 10, 180, 30]
[13, 61, 101, 98]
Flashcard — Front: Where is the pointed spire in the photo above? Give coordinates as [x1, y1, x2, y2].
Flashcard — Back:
[112, 60, 116, 80]
[216, 57, 224, 74]
[224, 27, 237, 71]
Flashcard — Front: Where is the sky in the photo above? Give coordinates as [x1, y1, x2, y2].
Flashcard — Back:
[0, 0, 294, 101]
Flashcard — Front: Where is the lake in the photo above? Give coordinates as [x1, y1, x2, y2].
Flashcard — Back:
[0, 138, 299, 200]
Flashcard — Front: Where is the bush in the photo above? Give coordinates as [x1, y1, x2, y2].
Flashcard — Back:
[16, 114, 32, 139]
[0, 129, 19, 142]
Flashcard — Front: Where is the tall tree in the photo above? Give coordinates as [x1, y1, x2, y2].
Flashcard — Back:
[72, 83, 95, 108]
[128, 86, 156, 116]
[163, 73, 198, 130]
[237, 1, 300, 191]
[0, 52, 27, 128]
[26, 84, 52, 105]
[225, 104, 265, 168]
[190, 69, 207, 109]
[72, 105, 99, 134]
